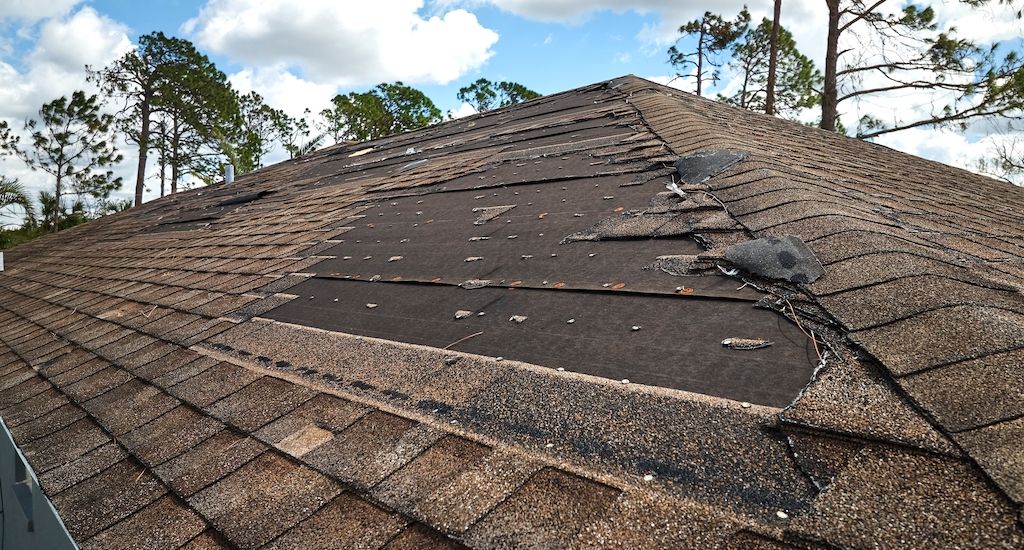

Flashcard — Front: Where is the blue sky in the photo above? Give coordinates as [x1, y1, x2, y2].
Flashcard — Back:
[0, 0, 1021, 224]
[78, 0, 677, 113]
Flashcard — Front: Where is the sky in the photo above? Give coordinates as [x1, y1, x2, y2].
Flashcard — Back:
[0, 0, 1021, 226]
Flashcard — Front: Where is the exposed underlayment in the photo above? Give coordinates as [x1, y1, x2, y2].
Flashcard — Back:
[0, 76, 1022, 548]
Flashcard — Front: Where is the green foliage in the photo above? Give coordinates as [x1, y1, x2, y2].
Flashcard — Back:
[91, 32, 237, 203]
[222, 91, 285, 174]
[1, 91, 121, 230]
[322, 82, 442, 142]
[820, 0, 1024, 137]
[273, 109, 325, 159]
[0, 176, 35, 227]
[456, 79, 541, 112]
[720, 18, 822, 118]
[668, 8, 751, 95]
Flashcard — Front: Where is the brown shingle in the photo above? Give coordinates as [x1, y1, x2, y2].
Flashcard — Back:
[37, 442, 127, 495]
[900, 348, 1024, 432]
[82, 379, 179, 435]
[120, 405, 224, 466]
[205, 376, 315, 431]
[83, 495, 207, 550]
[463, 468, 620, 547]
[789, 446, 1023, 548]
[51, 459, 166, 540]
[167, 361, 261, 407]
[264, 492, 407, 550]
[303, 410, 440, 489]
[188, 451, 341, 548]
[953, 418, 1024, 503]
[253, 392, 367, 445]
[153, 429, 266, 496]
[20, 417, 110, 473]
[372, 435, 490, 514]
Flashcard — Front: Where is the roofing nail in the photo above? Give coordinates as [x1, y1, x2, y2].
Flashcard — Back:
[542, 280, 549, 285]
[465, 256, 483, 262]
[366, 303, 378, 309]
[566, 318, 575, 324]
[603, 196, 614, 200]
[507, 235, 518, 239]
[551, 253, 557, 257]
[556, 367, 565, 371]
[455, 310, 472, 319]
[362, 256, 372, 260]
[309, 296, 315, 299]
[573, 213, 584, 217]
[588, 253, 596, 257]
[400, 238, 410, 243]
[387, 256, 403, 262]
[342, 256, 352, 260]
[741, 402, 752, 409]
[477, 312, 485, 316]
[495, 356, 504, 362]
[521, 255, 533, 259]
[333, 298, 339, 302]
[631, 325, 641, 331]
[545, 443, 554, 448]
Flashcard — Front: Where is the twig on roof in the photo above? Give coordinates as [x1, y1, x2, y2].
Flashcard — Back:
[443, 331, 484, 350]
[785, 298, 822, 362]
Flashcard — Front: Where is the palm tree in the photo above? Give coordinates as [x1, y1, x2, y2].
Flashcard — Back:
[0, 176, 35, 228]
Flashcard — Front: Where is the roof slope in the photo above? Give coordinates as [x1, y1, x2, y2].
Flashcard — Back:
[0, 75, 1021, 548]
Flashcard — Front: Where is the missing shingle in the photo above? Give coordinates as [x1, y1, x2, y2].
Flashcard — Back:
[276, 424, 333, 457]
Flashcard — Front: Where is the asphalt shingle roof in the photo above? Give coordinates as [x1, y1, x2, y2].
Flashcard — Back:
[0, 75, 1022, 548]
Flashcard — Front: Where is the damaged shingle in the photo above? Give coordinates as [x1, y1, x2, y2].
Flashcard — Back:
[561, 209, 737, 244]
[674, 150, 749, 184]
[724, 235, 825, 284]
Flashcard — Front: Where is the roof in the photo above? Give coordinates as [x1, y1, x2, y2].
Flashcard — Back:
[0, 75, 1022, 548]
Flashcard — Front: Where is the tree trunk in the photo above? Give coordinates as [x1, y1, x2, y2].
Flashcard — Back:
[53, 172, 62, 231]
[765, 0, 782, 115]
[170, 115, 180, 195]
[157, 119, 166, 198]
[695, 28, 706, 96]
[135, 91, 151, 206]
[820, 0, 841, 131]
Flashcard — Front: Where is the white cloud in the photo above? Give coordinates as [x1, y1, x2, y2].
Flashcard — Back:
[0, 0, 79, 21]
[0, 6, 137, 222]
[184, 0, 499, 86]
[230, 66, 337, 118]
[450, 102, 478, 118]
